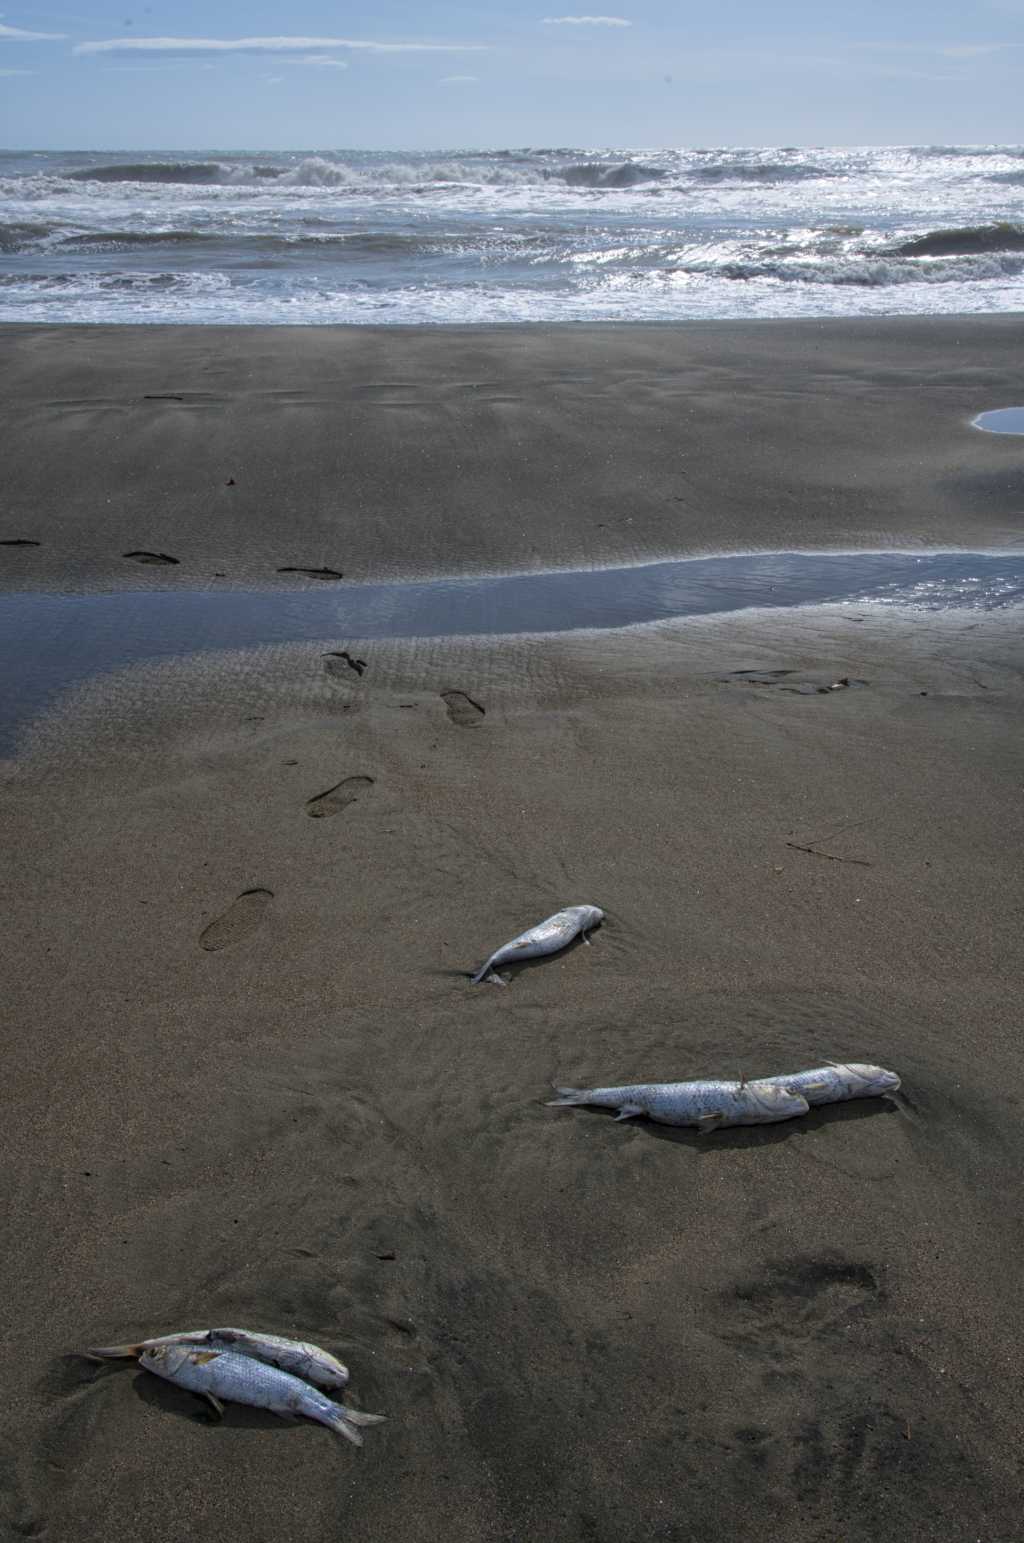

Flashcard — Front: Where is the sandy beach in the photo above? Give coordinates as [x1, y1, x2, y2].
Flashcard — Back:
[2, 319, 1023, 1542]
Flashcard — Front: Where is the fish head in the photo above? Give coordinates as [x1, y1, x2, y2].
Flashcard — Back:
[579, 905, 605, 929]
[140, 1344, 219, 1376]
[834, 1062, 901, 1097]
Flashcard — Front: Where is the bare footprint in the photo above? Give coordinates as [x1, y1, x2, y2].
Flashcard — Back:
[277, 566, 344, 580]
[306, 774, 374, 819]
[123, 550, 179, 566]
[441, 690, 485, 725]
[323, 650, 367, 678]
[199, 888, 273, 951]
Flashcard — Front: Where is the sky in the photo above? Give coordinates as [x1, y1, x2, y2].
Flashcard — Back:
[2, 1, 1024, 149]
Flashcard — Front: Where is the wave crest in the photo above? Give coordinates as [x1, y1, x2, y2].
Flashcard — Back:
[69, 162, 228, 185]
[894, 222, 1024, 257]
[554, 162, 667, 189]
[688, 161, 836, 184]
[0, 220, 56, 252]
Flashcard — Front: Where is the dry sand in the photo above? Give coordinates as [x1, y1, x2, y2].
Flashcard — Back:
[1, 320, 1023, 1542]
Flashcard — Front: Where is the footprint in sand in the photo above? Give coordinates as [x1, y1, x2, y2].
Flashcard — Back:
[323, 650, 367, 678]
[305, 774, 374, 819]
[123, 550, 179, 566]
[441, 690, 485, 725]
[277, 566, 344, 580]
[723, 669, 868, 695]
[199, 888, 273, 951]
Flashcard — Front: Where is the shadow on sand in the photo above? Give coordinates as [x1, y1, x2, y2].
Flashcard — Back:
[566, 1092, 901, 1152]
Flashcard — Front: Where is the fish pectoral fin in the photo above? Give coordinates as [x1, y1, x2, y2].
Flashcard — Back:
[696, 1111, 725, 1134]
[201, 1392, 224, 1420]
[613, 1103, 644, 1121]
[188, 1350, 221, 1366]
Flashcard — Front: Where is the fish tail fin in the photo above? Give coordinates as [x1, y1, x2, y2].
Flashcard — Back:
[546, 1086, 589, 1107]
[84, 1343, 144, 1360]
[326, 1405, 387, 1447]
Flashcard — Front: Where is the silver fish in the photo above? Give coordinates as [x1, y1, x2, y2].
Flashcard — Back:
[472, 904, 604, 984]
[139, 1345, 385, 1445]
[547, 1078, 809, 1132]
[87, 1326, 349, 1390]
[760, 1062, 901, 1105]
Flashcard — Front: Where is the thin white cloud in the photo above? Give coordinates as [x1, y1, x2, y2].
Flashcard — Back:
[851, 40, 1010, 56]
[293, 54, 350, 69]
[938, 43, 1006, 57]
[0, 20, 66, 39]
[0, 64, 34, 73]
[441, 74, 478, 82]
[104, 62, 210, 73]
[74, 34, 488, 57]
[542, 15, 631, 25]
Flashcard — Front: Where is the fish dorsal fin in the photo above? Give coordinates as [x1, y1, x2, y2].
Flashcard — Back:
[188, 1350, 222, 1365]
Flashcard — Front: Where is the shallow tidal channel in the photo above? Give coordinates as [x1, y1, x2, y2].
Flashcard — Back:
[2, 549, 1023, 755]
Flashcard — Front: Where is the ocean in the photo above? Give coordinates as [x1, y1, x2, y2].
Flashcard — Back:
[2, 144, 1024, 325]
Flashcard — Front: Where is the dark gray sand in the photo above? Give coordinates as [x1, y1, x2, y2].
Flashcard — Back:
[3, 316, 1024, 591]
[2, 321, 1024, 1543]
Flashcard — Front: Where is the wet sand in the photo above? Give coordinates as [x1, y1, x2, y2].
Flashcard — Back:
[4, 316, 1024, 590]
[2, 320, 1024, 1542]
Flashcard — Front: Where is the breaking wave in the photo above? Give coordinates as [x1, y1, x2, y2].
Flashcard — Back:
[893, 223, 1024, 257]
[62, 155, 546, 190]
[554, 162, 667, 189]
[680, 251, 1024, 286]
[0, 221, 56, 252]
[688, 161, 837, 184]
[69, 162, 229, 185]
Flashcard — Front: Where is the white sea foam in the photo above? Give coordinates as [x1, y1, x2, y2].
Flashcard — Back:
[2, 144, 1023, 324]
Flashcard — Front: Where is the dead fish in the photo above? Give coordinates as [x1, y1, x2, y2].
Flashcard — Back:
[547, 1077, 809, 1132]
[759, 1062, 900, 1105]
[139, 1345, 384, 1445]
[471, 904, 604, 984]
[87, 1326, 349, 1390]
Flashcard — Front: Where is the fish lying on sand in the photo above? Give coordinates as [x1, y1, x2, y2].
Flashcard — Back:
[759, 1062, 901, 1104]
[86, 1326, 349, 1390]
[472, 904, 604, 984]
[547, 1078, 809, 1131]
[139, 1344, 385, 1445]
[548, 1063, 901, 1132]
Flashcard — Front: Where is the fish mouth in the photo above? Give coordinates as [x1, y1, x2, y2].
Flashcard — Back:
[846, 1064, 902, 1096]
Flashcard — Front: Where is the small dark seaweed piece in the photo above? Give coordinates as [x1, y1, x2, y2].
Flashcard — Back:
[323, 650, 366, 677]
[278, 566, 344, 580]
[123, 550, 180, 565]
